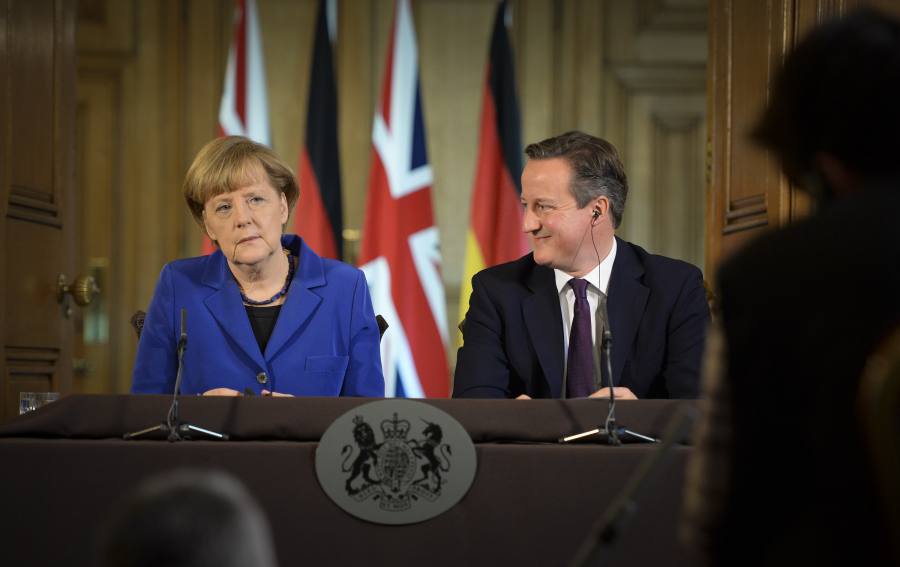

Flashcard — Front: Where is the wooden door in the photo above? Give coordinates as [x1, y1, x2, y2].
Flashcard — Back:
[0, 0, 77, 421]
[706, 0, 900, 281]
[707, 0, 805, 280]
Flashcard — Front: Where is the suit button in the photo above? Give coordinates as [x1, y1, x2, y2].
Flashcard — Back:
[256, 372, 268, 384]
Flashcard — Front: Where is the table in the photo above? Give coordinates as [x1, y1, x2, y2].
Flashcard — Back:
[0, 395, 700, 566]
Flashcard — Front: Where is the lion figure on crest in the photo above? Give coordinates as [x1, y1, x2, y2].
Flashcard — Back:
[341, 416, 380, 495]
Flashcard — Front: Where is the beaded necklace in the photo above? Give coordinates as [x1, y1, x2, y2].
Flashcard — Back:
[238, 249, 295, 306]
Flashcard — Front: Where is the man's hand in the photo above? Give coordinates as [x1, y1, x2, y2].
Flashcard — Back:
[516, 389, 638, 400]
[202, 388, 242, 396]
[589, 387, 638, 400]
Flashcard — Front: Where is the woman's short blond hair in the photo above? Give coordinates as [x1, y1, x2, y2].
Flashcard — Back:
[183, 136, 299, 227]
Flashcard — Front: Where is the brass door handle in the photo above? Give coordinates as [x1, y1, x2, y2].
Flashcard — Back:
[57, 274, 101, 306]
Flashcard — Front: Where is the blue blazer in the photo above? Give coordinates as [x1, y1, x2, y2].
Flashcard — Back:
[453, 237, 709, 399]
[132, 235, 384, 396]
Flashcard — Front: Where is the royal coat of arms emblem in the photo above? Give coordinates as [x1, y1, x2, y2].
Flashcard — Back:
[343, 412, 451, 510]
[316, 400, 477, 524]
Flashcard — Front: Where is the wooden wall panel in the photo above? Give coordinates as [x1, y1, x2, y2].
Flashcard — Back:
[706, 0, 791, 278]
[705, 0, 900, 279]
[9, 0, 55, 199]
[1, 0, 75, 420]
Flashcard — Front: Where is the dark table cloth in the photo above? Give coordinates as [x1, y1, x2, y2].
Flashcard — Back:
[0, 395, 700, 566]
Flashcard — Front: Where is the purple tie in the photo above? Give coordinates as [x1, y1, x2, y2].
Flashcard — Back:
[566, 278, 594, 398]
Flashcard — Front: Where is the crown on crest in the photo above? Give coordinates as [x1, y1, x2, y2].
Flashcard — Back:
[381, 412, 410, 440]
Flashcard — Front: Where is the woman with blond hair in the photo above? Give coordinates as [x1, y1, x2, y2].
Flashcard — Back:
[132, 136, 383, 397]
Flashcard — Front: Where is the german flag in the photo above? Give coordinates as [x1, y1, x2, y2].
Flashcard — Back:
[458, 0, 527, 342]
[294, 0, 342, 259]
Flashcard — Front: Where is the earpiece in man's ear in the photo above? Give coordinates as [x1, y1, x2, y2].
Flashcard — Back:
[592, 209, 601, 219]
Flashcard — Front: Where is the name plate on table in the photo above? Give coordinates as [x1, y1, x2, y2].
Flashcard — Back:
[315, 399, 477, 525]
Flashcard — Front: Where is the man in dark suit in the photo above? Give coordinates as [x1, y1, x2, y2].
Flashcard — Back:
[453, 131, 709, 399]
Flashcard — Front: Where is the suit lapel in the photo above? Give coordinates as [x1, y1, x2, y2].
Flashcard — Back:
[523, 263, 565, 398]
[264, 239, 324, 360]
[607, 238, 649, 385]
[201, 251, 266, 369]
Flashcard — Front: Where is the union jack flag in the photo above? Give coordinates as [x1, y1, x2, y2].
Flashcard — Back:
[218, 0, 269, 144]
[359, 0, 449, 398]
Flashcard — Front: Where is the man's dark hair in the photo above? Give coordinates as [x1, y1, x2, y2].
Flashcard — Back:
[524, 131, 628, 227]
[100, 469, 277, 567]
[753, 8, 900, 188]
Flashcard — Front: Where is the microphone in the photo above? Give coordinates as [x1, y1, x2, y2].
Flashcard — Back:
[178, 308, 188, 349]
[558, 201, 657, 445]
[167, 308, 189, 441]
[591, 295, 612, 393]
[599, 300, 618, 445]
[590, 214, 619, 445]
[125, 308, 228, 441]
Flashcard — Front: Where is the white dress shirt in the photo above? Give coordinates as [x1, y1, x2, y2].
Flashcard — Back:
[554, 237, 617, 390]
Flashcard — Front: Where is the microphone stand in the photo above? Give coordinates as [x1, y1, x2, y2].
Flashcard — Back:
[125, 309, 228, 442]
[559, 298, 657, 445]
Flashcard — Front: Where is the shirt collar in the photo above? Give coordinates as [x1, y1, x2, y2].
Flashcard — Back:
[553, 237, 617, 295]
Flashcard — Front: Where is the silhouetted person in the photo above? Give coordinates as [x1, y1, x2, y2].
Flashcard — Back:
[100, 469, 277, 567]
[685, 8, 900, 567]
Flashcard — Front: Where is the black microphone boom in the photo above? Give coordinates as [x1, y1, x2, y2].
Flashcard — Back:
[166, 308, 189, 440]
[599, 300, 619, 445]
[125, 308, 228, 441]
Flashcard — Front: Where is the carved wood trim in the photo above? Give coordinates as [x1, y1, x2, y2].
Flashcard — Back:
[723, 195, 768, 233]
[7, 185, 62, 227]
[6, 346, 59, 378]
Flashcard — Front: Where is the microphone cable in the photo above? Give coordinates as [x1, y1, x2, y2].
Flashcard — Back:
[589, 213, 619, 445]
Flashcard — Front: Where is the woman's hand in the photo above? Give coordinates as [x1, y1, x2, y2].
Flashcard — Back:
[202, 388, 243, 396]
[261, 390, 294, 397]
[200, 388, 295, 397]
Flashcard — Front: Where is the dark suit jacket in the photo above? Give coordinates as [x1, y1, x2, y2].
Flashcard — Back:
[453, 237, 709, 399]
[132, 234, 384, 397]
[694, 186, 900, 566]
